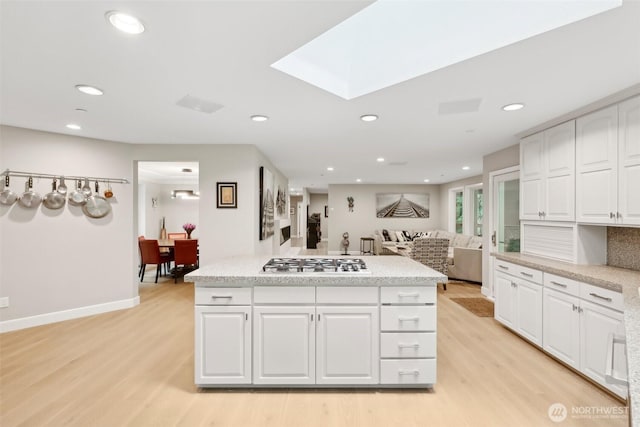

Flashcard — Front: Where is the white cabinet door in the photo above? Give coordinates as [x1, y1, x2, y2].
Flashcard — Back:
[618, 95, 640, 226]
[494, 272, 516, 329]
[542, 288, 580, 369]
[544, 121, 575, 221]
[520, 132, 545, 220]
[515, 279, 543, 347]
[316, 306, 379, 385]
[253, 306, 315, 385]
[195, 306, 251, 385]
[576, 105, 618, 223]
[579, 300, 627, 398]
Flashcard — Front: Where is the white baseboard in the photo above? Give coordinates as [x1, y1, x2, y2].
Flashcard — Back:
[0, 296, 140, 333]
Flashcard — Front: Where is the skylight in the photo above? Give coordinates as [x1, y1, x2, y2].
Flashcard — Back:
[272, 0, 622, 100]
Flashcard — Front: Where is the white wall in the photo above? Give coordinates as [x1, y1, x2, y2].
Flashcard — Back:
[309, 193, 328, 241]
[0, 126, 136, 326]
[327, 184, 441, 253]
[289, 195, 302, 237]
[140, 182, 199, 239]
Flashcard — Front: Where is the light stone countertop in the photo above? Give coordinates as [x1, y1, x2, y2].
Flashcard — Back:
[186, 255, 445, 287]
[493, 252, 640, 426]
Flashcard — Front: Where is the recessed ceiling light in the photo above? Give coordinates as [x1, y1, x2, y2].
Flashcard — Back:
[105, 11, 145, 34]
[423, 179, 430, 183]
[462, 166, 470, 170]
[327, 167, 334, 171]
[251, 115, 269, 122]
[356, 178, 362, 183]
[502, 103, 525, 111]
[376, 157, 385, 162]
[66, 124, 81, 130]
[360, 114, 378, 122]
[75, 85, 103, 96]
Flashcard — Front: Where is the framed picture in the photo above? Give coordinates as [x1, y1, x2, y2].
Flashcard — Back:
[217, 182, 237, 208]
[376, 193, 430, 218]
[324, 205, 328, 218]
[259, 167, 275, 240]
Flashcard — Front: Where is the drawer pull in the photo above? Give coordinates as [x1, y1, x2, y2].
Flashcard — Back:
[550, 281, 567, 288]
[398, 292, 420, 298]
[211, 295, 233, 299]
[398, 370, 420, 376]
[520, 272, 533, 277]
[398, 343, 420, 349]
[398, 316, 420, 322]
[498, 265, 509, 270]
[589, 292, 613, 302]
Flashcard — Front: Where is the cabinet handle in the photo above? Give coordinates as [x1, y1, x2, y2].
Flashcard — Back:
[511, 282, 517, 287]
[211, 295, 232, 299]
[245, 313, 248, 321]
[398, 316, 420, 322]
[589, 292, 613, 302]
[538, 211, 542, 217]
[520, 272, 533, 277]
[572, 304, 577, 311]
[398, 292, 420, 298]
[398, 370, 420, 376]
[550, 280, 567, 288]
[498, 265, 509, 270]
[310, 314, 314, 321]
[398, 343, 420, 349]
[617, 212, 622, 219]
[318, 314, 321, 321]
[541, 211, 546, 217]
[609, 212, 615, 219]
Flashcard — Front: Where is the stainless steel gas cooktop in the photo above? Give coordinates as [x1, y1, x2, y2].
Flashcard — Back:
[262, 258, 371, 274]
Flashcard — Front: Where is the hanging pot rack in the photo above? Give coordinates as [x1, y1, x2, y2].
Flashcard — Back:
[1, 169, 129, 185]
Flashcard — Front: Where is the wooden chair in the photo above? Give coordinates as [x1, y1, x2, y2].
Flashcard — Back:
[173, 239, 199, 283]
[138, 236, 145, 279]
[410, 237, 450, 290]
[139, 239, 174, 283]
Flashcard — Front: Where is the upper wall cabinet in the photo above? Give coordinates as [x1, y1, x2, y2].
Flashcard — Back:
[576, 96, 640, 225]
[520, 121, 575, 221]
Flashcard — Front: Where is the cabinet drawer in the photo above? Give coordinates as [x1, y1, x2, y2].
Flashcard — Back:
[381, 286, 436, 304]
[381, 306, 436, 331]
[316, 286, 378, 304]
[580, 283, 623, 312]
[543, 272, 580, 297]
[380, 359, 436, 385]
[495, 260, 542, 283]
[253, 286, 315, 304]
[195, 287, 252, 305]
[380, 332, 436, 358]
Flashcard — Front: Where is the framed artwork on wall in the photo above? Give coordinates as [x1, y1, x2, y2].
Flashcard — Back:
[216, 182, 237, 208]
[259, 167, 275, 240]
[376, 193, 430, 218]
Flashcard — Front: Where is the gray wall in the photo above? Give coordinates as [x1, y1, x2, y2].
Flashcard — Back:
[327, 184, 441, 253]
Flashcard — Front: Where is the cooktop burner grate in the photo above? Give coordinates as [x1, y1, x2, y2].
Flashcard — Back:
[262, 258, 370, 274]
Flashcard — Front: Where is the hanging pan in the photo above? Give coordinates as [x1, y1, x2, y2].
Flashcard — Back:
[68, 180, 87, 206]
[82, 181, 111, 218]
[18, 177, 42, 208]
[0, 176, 18, 205]
[43, 178, 66, 210]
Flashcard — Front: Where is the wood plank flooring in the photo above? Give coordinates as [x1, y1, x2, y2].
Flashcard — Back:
[0, 280, 628, 427]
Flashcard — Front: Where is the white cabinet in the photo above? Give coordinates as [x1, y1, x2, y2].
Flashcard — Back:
[195, 305, 251, 385]
[520, 121, 575, 221]
[580, 300, 627, 398]
[543, 288, 580, 369]
[576, 96, 640, 225]
[515, 279, 543, 346]
[253, 306, 315, 385]
[494, 272, 516, 329]
[316, 306, 379, 384]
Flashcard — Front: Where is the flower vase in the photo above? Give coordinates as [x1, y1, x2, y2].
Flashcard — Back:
[186, 231, 192, 239]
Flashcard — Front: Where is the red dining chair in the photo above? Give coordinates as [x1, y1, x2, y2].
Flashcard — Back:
[173, 239, 199, 283]
[140, 239, 174, 283]
[138, 236, 145, 279]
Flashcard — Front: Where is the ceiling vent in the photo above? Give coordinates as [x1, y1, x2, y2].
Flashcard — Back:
[176, 95, 223, 114]
[438, 98, 482, 115]
[388, 161, 408, 166]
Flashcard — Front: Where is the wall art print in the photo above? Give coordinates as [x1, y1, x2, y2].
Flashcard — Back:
[376, 193, 429, 218]
[259, 166, 275, 240]
[276, 185, 287, 217]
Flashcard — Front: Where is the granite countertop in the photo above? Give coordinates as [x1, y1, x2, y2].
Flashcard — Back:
[493, 252, 640, 426]
[185, 255, 445, 287]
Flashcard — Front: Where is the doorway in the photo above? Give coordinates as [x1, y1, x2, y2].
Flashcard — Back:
[485, 166, 520, 298]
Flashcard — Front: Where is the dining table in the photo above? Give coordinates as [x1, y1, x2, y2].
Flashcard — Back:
[158, 238, 198, 248]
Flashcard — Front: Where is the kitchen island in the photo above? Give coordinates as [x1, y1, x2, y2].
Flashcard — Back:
[186, 255, 445, 388]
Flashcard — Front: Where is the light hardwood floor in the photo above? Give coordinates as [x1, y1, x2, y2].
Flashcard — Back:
[0, 280, 627, 427]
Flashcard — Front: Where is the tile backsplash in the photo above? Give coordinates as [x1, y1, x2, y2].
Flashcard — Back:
[607, 227, 640, 271]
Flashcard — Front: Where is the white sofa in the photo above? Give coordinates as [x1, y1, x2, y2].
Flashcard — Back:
[372, 229, 483, 283]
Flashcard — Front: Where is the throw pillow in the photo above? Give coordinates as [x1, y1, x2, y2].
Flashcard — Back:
[395, 231, 405, 242]
[382, 229, 391, 242]
[402, 230, 412, 241]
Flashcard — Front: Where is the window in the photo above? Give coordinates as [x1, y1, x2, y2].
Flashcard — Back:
[455, 190, 464, 234]
[449, 183, 483, 235]
[472, 188, 483, 237]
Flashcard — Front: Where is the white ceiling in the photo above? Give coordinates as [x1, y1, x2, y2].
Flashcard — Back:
[138, 161, 199, 185]
[2, 1, 639, 191]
